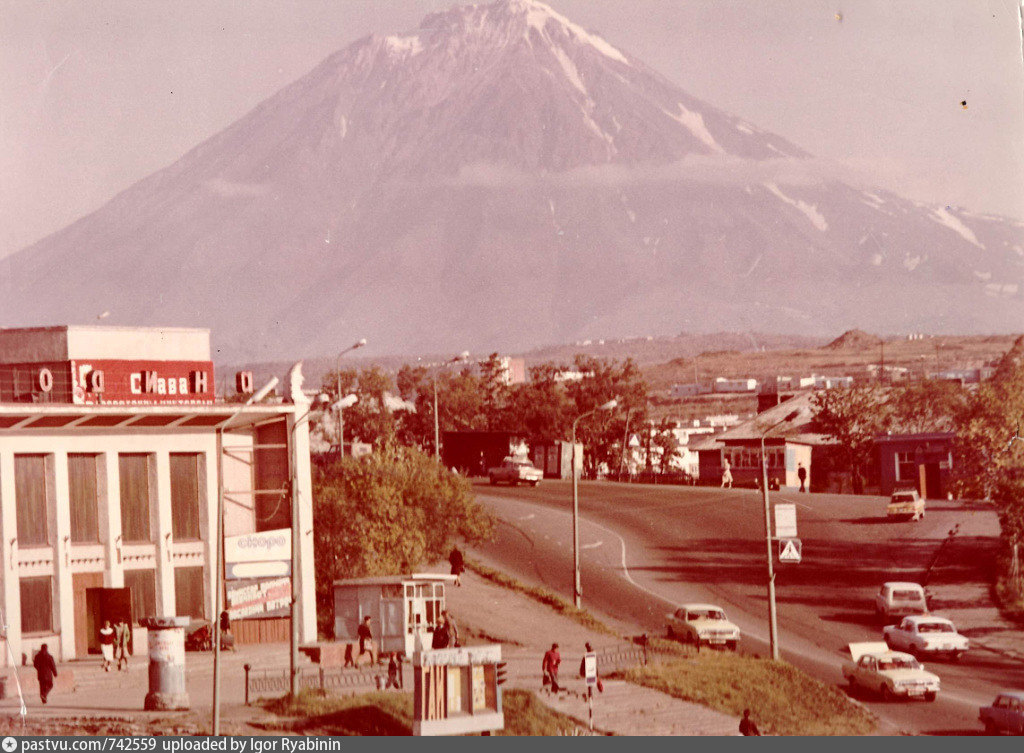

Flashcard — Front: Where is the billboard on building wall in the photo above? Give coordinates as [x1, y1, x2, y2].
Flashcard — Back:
[225, 576, 291, 619]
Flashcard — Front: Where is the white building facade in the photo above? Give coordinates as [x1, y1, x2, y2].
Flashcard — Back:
[0, 327, 316, 665]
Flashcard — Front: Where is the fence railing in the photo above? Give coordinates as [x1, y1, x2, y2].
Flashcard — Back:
[243, 664, 391, 703]
[594, 642, 650, 674]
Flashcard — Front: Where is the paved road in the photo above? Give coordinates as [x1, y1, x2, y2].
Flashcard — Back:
[473, 480, 1024, 735]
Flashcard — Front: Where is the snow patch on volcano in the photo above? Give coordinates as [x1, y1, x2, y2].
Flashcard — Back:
[764, 183, 828, 232]
[664, 103, 723, 154]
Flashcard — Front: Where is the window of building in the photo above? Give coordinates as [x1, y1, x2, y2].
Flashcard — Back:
[254, 420, 290, 532]
[15, 454, 49, 546]
[170, 453, 202, 541]
[174, 567, 205, 620]
[124, 569, 156, 625]
[895, 451, 917, 482]
[68, 453, 100, 543]
[20, 577, 54, 634]
[119, 454, 152, 543]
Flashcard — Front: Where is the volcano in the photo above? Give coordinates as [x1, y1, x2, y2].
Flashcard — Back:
[2, 0, 1022, 361]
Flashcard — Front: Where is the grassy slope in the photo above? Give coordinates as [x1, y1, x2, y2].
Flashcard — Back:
[466, 559, 616, 636]
[262, 688, 590, 736]
[614, 651, 876, 736]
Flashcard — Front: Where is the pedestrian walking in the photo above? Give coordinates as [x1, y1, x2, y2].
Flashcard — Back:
[442, 610, 459, 647]
[542, 643, 561, 693]
[114, 619, 131, 671]
[721, 459, 733, 489]
[385, 652, 401, 689]
[449, 546, 465, 587]
[578, 641, 603, 693]
[431, 617, 451, 649]
[32, 644, 58, 704]
[797, 463, 808, 493]
[739, 708, 761, 736]
[357, 615, 375, 663]
[99, 620, 115, 671]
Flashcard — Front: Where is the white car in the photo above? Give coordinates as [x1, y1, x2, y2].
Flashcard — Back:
[887, 489, 926, 521]
[883, 615, 969, 661]
[665, 604, 741, 650]
[842, 642, 940, 702]
[875, 582, 929, 619]
[488, 457, 543, 486]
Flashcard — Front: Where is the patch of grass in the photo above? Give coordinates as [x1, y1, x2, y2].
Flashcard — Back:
[261, 687, 589, 736]
[263, 689, 414, 735]
[611, 653, 876, 736]
[466, 559, 617, 636]
[498, 689, 599, 736]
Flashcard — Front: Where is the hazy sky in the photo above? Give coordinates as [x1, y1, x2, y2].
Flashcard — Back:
[2, 0, 1022, 259]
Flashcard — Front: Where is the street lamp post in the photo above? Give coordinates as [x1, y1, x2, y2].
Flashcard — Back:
[432, 351, 470, 462]
[336, 339, 366, 458]
[571, 398, 618, 608]
[759, 409, 799, 662]
[212, 376, 279, 736]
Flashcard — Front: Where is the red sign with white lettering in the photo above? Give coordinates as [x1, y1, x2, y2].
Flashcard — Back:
[70, 360, 215, 405]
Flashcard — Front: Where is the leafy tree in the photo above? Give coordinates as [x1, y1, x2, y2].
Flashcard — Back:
[811, 385, 892, 491]
[312, 446, 493, 635]
[651, 420, 682, 475]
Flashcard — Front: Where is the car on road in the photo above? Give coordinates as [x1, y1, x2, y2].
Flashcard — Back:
[887, 488, 926, 521]
[842, 642, 940, 702]
[488, 457, 543, 486]
[875, 582, 929, 619]
[979, 690, 1024, 735]
[882, 615, 969, 661]
[665, 603, 741, 650]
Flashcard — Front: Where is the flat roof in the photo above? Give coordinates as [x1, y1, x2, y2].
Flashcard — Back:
[333, 574, 453, 587]
[0, 402, 299, 431]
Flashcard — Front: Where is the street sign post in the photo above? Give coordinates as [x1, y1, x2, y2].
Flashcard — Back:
[774, 504, 797, 538]
[584, 651, 597, 730]
[778, 538, 802, 563]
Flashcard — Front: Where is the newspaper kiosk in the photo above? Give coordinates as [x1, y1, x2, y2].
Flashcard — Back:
[333, 574, 452, 656]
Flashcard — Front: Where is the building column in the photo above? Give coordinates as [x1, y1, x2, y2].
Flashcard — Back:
[153, 452, 175, 617]
[0, 452, 21, 667]
[289, 414, 316, 644]
[202, 445, 218, 622]
[51, 452, 75, 661]
[101, 453, 123, 587]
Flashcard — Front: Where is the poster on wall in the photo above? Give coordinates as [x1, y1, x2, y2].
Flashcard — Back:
[225, 576, 292, 620]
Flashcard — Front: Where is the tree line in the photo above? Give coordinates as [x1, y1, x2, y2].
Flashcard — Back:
[316, 354, 654, 475]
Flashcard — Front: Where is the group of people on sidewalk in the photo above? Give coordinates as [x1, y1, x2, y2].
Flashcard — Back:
[541, 641, 602, 695]
[98, 619, 131, 672]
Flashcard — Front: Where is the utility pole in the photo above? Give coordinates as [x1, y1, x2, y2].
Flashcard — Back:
[571, 398, 618, 608]
[759, 409, 798, 661]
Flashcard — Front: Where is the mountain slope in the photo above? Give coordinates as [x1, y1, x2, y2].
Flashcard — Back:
[2, 0, 1022, 361]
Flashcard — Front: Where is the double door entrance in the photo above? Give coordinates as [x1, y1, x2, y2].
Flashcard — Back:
[71, 573, 133, 658]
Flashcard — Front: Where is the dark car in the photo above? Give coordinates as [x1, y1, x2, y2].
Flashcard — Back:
[979, 691, 1024, 735]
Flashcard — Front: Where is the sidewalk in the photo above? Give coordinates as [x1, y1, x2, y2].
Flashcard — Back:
[436, 566, 739, 736]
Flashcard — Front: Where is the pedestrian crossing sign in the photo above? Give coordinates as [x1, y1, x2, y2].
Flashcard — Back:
[778, 538, 802, 563]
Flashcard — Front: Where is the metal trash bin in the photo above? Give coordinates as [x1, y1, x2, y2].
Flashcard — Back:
[142, 616, 191, 710]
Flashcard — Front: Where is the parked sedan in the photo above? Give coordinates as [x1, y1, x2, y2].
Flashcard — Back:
[979, 691, 1024, 735]
[883, 615, 969, 661]
[665, 604, 741, 650]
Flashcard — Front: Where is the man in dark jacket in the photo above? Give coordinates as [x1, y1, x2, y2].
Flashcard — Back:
[357, 616, 375, 663]
[33, 644, 58, 704]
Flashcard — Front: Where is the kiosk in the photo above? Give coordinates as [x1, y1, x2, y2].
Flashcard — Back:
[333, 574, 453, 656]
